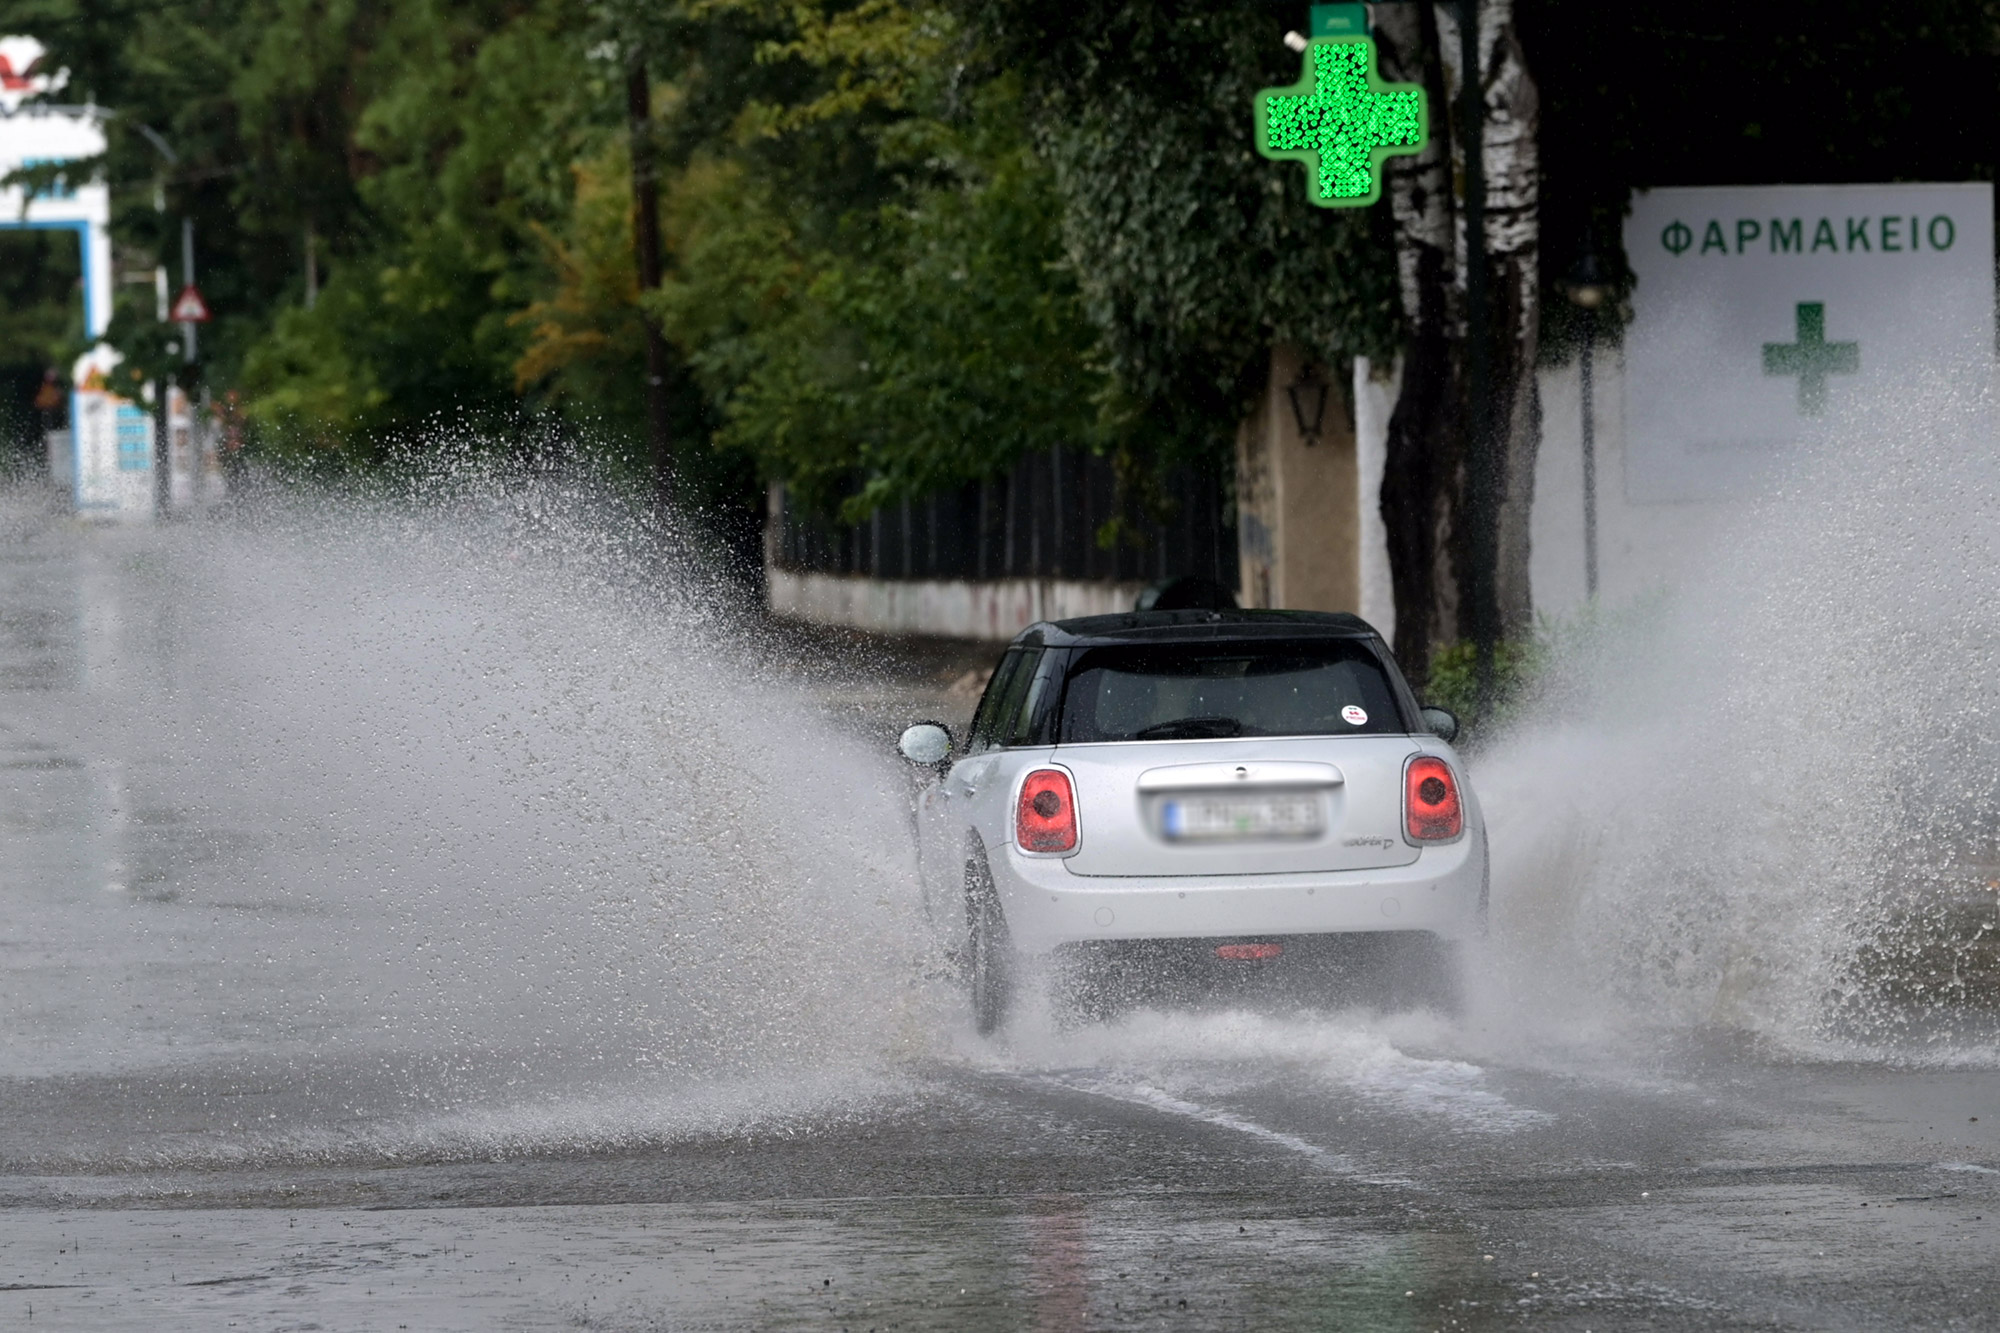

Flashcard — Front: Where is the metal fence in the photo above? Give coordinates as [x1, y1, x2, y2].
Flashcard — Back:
[771, 447, 1239, 588]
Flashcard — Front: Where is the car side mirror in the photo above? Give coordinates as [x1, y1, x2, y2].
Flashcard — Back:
[1420, 706, 1459, 744]
[897, 721, 954, 767]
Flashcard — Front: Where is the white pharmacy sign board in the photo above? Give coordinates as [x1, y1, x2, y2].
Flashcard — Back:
[1624, 183, 1994, 502]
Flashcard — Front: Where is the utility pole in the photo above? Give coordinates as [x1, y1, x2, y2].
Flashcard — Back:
[155, 215, 197, 516]
[1563, 251, 1611, 600]
[180, 217, 200, 513]
[626, 54, 674, 511]
[133, 121, 180, 520]
[1456, 0, 1498, 711]
[305, 222, 318, 310]
[180, 217, 197, 363]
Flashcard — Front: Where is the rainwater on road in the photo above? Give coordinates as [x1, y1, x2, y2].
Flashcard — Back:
[2, 482, 1998, 1331]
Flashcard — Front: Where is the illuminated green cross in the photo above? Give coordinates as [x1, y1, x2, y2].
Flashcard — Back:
[1762, 302, 1859, 417]
[1253, 38, 1426, 208]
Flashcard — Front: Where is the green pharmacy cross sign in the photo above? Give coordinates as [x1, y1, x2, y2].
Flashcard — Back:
[1254, 36, 1426, 208]
[1763, 302, 1859, 416]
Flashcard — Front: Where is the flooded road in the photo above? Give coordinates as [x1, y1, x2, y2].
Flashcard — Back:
[3, 482, 1999, 1330]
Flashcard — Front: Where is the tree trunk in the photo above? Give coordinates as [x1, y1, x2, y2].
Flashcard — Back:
[1477, 0, 1542, 638]
[1374, 0, 1462, 683]
[1374, 0, 1541, 681]
[627, 57, 674, 510]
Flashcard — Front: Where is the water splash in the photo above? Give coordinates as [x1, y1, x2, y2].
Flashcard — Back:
[1478, 367, 2000, 1061]
[0, 464, 946, 1164]
[1000, 1005, 1550, 1136]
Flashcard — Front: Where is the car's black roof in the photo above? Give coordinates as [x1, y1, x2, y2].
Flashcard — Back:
[1017, 609, 1383, 648]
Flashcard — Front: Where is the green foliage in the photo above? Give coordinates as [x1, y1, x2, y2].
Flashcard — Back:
[0, 231, 85, 460]
[26, 0, 1992, 548]
[16, 0, 1396, 521]
[0, 232, 84, 370]
[1423, 591, 1677, 739]
[646, 68, 1103, 517]
[23, 0, 618, 450]
[959, 0, 1404, 463]
[511, 144, 655, 441]
[238, 225, 535, 456]
[1420, 637, 1546, 739]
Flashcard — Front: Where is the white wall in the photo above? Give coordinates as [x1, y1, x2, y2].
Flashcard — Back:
[1527, 183, 1995, 626]
[1351, 357, 1400, 643]
[1358, 348, 1742, 633]
[1531, 346, 1763, 624]
[768, 567, 1150, 641]
[767, 348, 1761, 643]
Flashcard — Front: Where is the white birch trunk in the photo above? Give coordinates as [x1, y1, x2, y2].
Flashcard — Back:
[1478, 0, 1542, 638]
[1437, 0, 1541, 640]
[1373, 0, 1464, 670]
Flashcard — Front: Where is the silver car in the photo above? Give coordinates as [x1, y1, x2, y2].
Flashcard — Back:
[898, 609, 1487, 1032]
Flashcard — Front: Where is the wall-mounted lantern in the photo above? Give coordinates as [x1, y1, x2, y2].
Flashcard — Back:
[1286, 364, 1329, 447]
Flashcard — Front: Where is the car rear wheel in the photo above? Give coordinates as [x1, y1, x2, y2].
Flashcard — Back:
[966, 857, 1013, 1035]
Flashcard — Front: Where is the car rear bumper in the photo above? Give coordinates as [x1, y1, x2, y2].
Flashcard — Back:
[992, 831, 1487, 954]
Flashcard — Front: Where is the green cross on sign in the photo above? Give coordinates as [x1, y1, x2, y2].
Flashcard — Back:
[1254, 38, 1426, 209]
[1762, 302, 1859, 416]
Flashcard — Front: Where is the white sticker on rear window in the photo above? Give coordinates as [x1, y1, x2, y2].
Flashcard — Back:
[1341, 705, 1368, 726]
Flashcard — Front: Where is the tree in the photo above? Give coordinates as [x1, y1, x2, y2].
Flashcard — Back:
[1374, 0, 1541, 681]
[645, 74, 1103, 517]
[625, 42, 675, 508]
[0, 231, 83, 460]
[1373, 2, 1461, 675]
[966, 0, 1402, 467]
[23, 0, 1996, 623]
[969, 0, 1554, 680]
[515, 1, 1109, 521]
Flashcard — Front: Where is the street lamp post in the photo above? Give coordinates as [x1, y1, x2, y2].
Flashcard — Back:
[1563, 253, 1611, 601]
[180, 216, 197, 364]
[115, 117, 188, 518]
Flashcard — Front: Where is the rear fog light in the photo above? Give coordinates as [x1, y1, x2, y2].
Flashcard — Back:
[1216, 942, 1283, 961]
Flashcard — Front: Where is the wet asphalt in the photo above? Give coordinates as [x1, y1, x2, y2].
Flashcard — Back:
[4, 1049, 1999, 1329]
[2, 486, 1998, 1330]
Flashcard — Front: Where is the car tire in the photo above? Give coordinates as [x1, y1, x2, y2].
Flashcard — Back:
[966, 855, 1013, 1035]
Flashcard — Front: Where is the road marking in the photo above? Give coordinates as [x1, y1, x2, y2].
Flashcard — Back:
[1035, 1072, 1417, 1188]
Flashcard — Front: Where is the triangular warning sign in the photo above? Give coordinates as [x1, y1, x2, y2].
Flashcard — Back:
[170, 285, 211, 323]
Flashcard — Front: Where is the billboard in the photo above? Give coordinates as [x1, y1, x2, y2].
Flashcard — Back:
[1623, 183, 1995, 503]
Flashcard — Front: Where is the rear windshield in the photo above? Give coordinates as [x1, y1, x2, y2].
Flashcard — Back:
[1057, 641, 1406, 742]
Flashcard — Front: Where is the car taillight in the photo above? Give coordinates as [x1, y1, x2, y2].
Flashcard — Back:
[1404, 756, 1463, 842]
[1016, 768, 1078, 853]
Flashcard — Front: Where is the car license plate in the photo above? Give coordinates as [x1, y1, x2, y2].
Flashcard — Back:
[1160, 793, 1324, 841]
